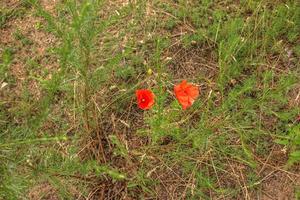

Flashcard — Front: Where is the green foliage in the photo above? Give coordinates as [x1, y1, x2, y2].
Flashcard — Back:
[296, 187, 300, 200]
[0, 0, 127, 198]
[86, 161, 126, 180]
[1, 0, 300, 199]
[109, 135, 129, 158]
[0, 48, 13, 80]
[275, 124, 300, 168]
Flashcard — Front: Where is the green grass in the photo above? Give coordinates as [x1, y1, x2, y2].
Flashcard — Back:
[0, 0, 300, 199]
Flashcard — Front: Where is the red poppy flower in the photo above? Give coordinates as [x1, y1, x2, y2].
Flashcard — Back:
[136, 89, 155, 110]
[174, 80, 199, 110]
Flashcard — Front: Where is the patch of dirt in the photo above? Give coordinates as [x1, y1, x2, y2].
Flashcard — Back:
[164, 43, 218, 81]
[0, 2, 58, 98]
[40, 0, 59, 14]
[151, 165, 187, 199]
[28, 183, 59, 200]
[253, 170, 300, 200]
[0, 0, 19, 8]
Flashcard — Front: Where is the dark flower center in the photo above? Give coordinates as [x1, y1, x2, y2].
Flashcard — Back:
[183, 90, 188, 95]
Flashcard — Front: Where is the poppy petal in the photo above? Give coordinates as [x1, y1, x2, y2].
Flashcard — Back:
[187, 86, 199, 100]
[136, 89, 155, 110]
[174, 80, 199, 110]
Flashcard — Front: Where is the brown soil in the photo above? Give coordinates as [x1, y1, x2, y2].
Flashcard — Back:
[165, 43, 218, 81]
[28, 183, 59, 200]
[0, 1, 58, 99]
[255, 170, 300, 200]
